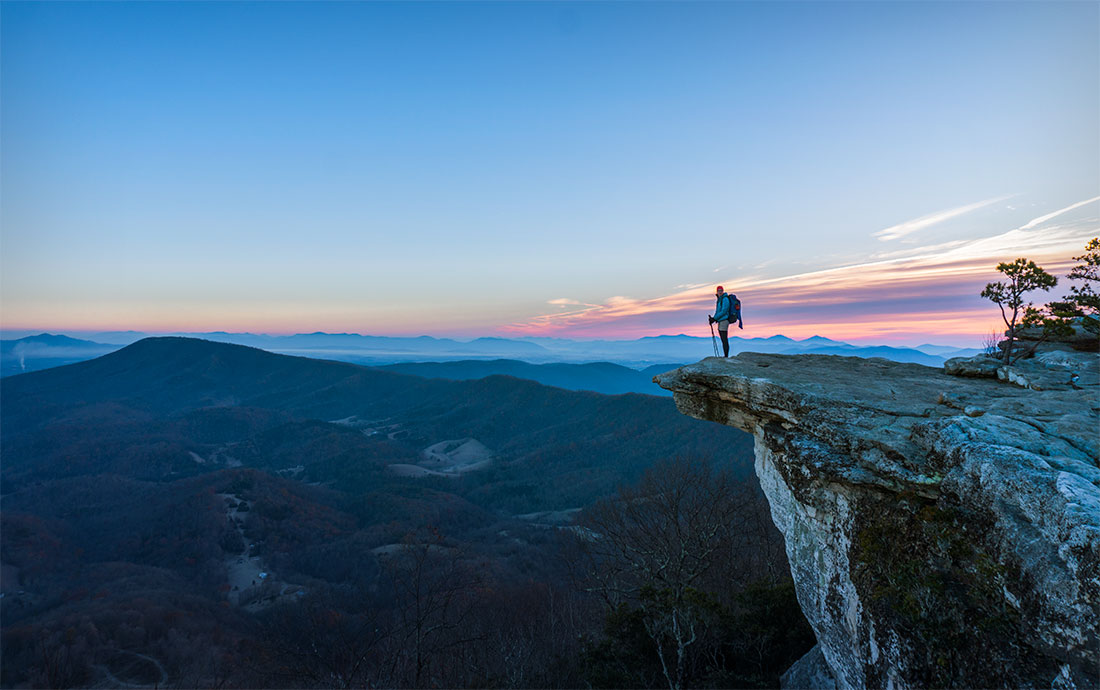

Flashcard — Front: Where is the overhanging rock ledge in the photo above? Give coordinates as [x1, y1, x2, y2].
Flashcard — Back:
[655, 352, 1099, 690]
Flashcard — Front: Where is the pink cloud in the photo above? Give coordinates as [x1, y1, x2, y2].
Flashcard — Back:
[504, 221, 1096, 344]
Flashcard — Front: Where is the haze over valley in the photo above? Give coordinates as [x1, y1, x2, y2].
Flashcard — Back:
[1, 330, 981, 380]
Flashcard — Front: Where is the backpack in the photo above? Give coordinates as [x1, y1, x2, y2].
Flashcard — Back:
[716, 293, 741, 321]
[728, 294, 741, 320]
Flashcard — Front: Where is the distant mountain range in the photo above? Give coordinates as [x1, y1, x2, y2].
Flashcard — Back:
[0, 333, 119, 377]
[0, 330, 982, 378]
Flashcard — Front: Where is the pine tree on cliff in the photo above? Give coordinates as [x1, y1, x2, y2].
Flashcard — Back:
[1066, 238, 1100, 329]
[1017, 238, 1100, 349]
[981, 258, 1057, 364]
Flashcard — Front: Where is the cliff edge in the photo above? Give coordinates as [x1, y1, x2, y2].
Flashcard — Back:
[655, 351, 1099, 689]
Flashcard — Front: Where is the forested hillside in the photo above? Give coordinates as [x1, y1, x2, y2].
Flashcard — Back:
[1, 338, 812, 688]
[377, 359, 680, 396]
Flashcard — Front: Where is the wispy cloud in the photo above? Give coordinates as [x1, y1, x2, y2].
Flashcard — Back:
[506, 218, 1097, 344]
[548, 298, 582, 306]
[1018, 195, 1100, 230]
[872, 195, 1011, 242]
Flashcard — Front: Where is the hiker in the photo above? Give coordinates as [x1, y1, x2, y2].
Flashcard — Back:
[708, 286, 742, 357]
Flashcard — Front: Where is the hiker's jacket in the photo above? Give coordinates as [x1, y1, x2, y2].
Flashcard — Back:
[713, 294, 733, 322]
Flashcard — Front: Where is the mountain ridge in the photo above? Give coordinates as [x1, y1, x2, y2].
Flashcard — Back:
[2, 330, 978, 377]
[2, 337, 752, 497]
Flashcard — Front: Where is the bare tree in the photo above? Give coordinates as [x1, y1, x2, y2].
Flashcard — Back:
[381, 529, 487, 688]
[569, 458, 780, 690]
[250, 588, 392, 689]
[30, 631, 89, 689]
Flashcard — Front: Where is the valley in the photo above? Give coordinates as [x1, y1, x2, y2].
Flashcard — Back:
[0, 337, 809, 688]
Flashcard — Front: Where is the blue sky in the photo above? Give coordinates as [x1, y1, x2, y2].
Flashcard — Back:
[2, 1, 1097, 344]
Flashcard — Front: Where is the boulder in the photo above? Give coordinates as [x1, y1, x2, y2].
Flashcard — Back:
[943, 354, 999, 378]
[1003, 320, 1099, 352]
[781, 644, 838, 690]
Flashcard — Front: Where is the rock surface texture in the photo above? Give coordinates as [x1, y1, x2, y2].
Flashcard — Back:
[655, 350, 1099, 689]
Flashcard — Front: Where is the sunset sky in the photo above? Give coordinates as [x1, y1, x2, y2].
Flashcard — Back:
[2, 2, 1097, 346]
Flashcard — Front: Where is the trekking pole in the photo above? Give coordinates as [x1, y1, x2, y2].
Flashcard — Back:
[709, 320, 719, 357]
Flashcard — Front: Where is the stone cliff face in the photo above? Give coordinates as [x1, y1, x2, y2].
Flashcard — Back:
[655, 351, 1099, 689]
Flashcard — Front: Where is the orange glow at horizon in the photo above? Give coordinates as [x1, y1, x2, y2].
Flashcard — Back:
[4, 224, 1095, 346]
[503, 224, 1094, 344]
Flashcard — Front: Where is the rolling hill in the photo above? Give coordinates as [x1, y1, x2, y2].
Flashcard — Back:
[0, 337, 796, 689]
[1, 337, 752, 507]
[378, 359, 683, 396]
[0, 333, 120, 377]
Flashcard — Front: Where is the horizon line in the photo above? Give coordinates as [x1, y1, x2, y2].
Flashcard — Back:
[0, 327, 980, 348]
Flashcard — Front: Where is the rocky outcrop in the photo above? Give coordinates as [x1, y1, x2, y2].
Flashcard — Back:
[1009, 320, 1099, 352]
[655, 350, 1099, 689]
[946, 347, 1098, 392]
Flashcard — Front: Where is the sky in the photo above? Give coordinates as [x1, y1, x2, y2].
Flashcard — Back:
[2, 1, 1098, 346]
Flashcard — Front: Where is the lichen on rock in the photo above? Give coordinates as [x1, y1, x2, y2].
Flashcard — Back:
[655, 350, 1099, 689]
